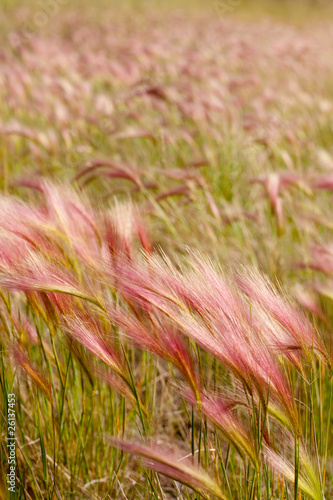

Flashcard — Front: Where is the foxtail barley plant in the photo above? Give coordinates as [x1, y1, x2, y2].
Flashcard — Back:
[1, 2, 333, 498]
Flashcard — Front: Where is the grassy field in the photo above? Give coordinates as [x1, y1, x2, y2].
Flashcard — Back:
[1, 1, 333, 499]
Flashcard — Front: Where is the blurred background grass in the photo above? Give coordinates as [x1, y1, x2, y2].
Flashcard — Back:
[1, 0, 333, 498]
[2, 0, 333, 21]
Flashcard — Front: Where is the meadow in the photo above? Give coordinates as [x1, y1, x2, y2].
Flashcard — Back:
[1, 1, 333, 498]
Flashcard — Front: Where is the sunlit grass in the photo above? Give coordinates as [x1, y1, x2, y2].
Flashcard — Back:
[1, 1, 333, 499]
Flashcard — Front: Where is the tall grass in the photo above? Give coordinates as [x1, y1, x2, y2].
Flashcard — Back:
[0, 182, 332, 498]
[1, 2, 333, 499]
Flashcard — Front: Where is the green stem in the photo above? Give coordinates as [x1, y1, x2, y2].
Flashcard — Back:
[191, 406, 195, 461]
[122, 346, 146, 435]
[294, 433, 299, 500]
[323, 375, 333, 491]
